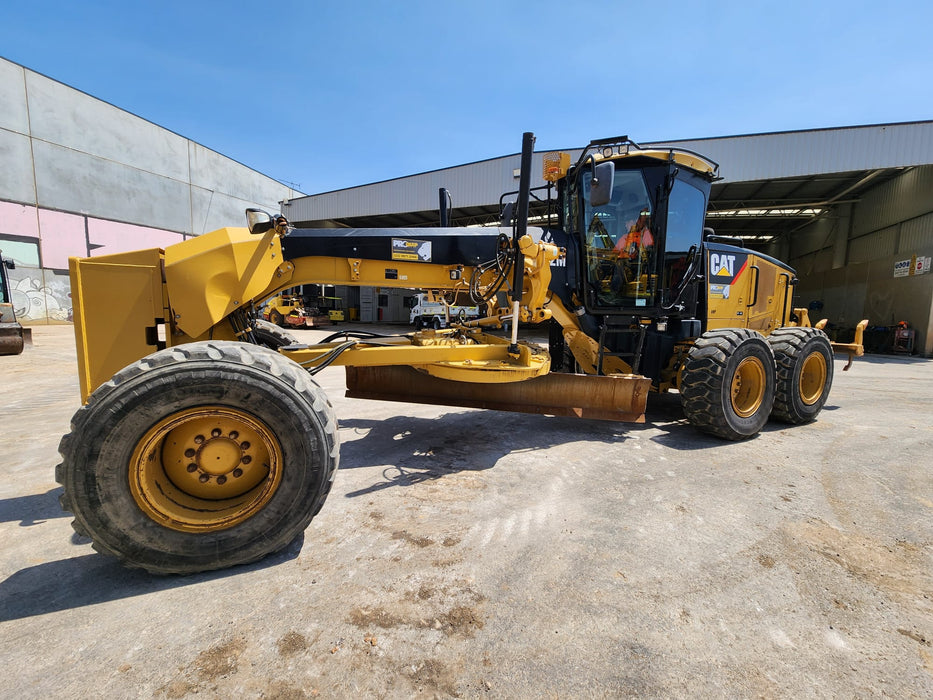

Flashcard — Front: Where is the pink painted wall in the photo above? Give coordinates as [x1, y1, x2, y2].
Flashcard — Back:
[0, 201, 40, 238]
[38, 209, 86, 269]
[87, 218, 185, 256]
[1, 200, 188, 269]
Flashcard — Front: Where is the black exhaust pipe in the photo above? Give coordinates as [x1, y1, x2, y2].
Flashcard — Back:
[438, 188, 450, 227]
[508, 132, 535, 353]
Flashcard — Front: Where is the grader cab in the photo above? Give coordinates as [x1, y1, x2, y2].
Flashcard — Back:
[58, 132, 864, 573]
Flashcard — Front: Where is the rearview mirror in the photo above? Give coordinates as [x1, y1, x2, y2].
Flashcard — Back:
[589, 162, 614, 207]
[246, 208, 274, 235]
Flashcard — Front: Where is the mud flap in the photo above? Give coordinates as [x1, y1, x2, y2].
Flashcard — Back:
[345, 365, 650, 422]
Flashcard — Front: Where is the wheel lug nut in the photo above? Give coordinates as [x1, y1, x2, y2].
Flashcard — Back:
[184, 448, 196, 458]
[211, 428, 222, 438]
[241, 455, 252, 464]
[241, 441, 250, 450]
[217, 475, 227, 485]
[194, 435, 205, 444]
[198, 474, 210, 483]
[186, 463, 198, 473]
[229, 431, 239, 439]
[233, 468, 243, 478]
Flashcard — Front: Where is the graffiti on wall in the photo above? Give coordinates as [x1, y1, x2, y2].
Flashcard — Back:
[2, 200, 187, 324]
[8, 267, 72, 323]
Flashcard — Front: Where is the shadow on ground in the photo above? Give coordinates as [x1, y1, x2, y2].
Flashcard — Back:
[335, 401, 732, 497]
[0, 487, 67, 526]
[0, 534, 304, 622]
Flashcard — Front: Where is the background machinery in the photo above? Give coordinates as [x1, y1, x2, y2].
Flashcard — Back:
[260, 291, 304, 326]
[0, 252, 29, 355]
[409, 291, 481, 329]
[58, 132, 863, 574]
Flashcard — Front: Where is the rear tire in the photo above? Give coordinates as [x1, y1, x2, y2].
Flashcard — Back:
[56, 341, 339, 574]
[269, 310, 284, 327]
[681, 329, 775, 440]
[768, 327, 833, 424]
[252, 318, 298, 350]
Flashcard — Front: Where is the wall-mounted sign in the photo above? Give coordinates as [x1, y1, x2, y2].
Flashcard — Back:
[894, 255, 931, 278]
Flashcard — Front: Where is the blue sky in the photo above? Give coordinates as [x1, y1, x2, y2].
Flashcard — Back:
[3, 1, 931, 194]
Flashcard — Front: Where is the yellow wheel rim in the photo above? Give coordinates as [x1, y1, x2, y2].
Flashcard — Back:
[129, 406, 283, 533]
[799, 351, 827, 405]
[731, 356, 766, 418]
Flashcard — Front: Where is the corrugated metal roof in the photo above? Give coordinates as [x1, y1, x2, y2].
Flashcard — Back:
[653, 121, 933, 182]
[283, 122, 933, 225]
[284, 152, 534, 222]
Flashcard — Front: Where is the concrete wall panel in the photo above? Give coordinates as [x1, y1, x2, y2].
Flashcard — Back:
[0, 60, 29, 134]
[0, 57, 308, 324]
[32, 140, 191, 232]
[0, 130, 37, 204]
[188, 143, 252, 203]
[24, 70, 190, 182]
[188, 142, 295, 218]
[188, 186, 259, 235]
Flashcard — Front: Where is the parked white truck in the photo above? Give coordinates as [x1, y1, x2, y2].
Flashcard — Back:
[409, 292, 481, 329]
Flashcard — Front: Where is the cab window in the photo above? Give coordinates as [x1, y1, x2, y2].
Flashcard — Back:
[663, 179, 707, 290]
[665, 179, 706, 254]
[582, 168, 656, 307]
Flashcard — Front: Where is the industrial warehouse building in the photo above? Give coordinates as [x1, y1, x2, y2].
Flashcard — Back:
[1, 55, 931, 355]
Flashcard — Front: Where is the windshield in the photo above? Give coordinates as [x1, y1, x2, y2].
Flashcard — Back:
[582, 168, 656, 307]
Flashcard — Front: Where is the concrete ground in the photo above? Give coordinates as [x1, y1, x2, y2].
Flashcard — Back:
[0, 324, 931, 699]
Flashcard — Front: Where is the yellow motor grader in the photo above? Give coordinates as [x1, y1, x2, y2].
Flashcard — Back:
[58, 133, 864, 573]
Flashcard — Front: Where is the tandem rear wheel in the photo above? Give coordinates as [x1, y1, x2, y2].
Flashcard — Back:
[680, 329, 776, 441]
[680, 327, 834, 440]
[56, 341, 339, 574]
[767, 327, 834, 424]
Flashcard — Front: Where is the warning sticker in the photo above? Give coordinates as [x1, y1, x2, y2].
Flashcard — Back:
[392, 238, 432, 262]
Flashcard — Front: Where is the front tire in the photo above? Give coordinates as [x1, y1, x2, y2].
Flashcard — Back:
[768, 327, 833, 424]
[56, 341, 339, 574]
[681, 329, 775, 440]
